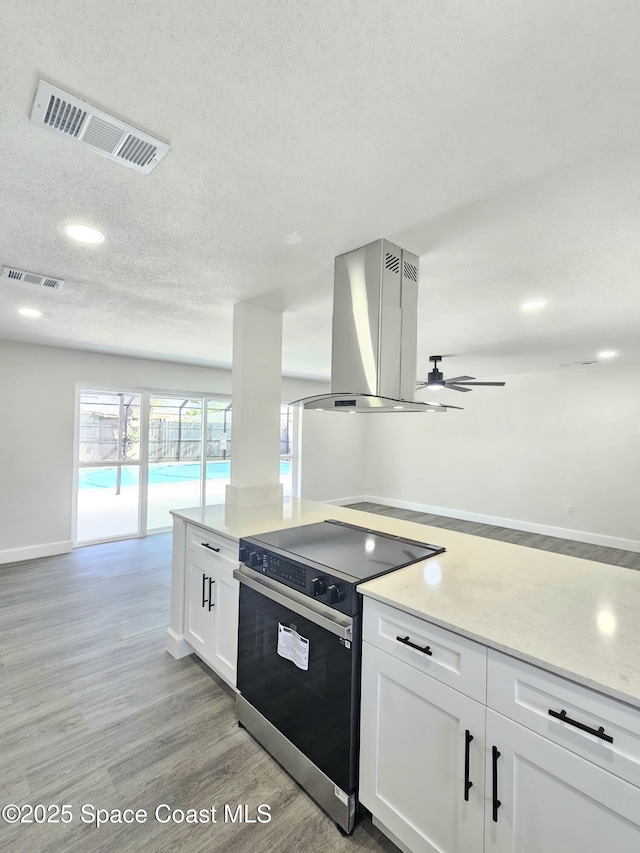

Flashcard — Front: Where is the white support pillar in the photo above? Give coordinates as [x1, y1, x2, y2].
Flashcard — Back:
[225, 301, 284, 509]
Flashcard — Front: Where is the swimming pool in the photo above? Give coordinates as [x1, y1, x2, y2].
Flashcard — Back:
[79, 460, 291, 489]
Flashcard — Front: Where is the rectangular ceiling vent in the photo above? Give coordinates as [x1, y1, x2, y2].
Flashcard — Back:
[29, 80, 169, 174]
[2, 266, 64, 290]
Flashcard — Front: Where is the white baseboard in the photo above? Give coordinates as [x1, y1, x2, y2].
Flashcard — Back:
[165, 629, 194, 660]
[362, 495, 640, 554]
[0, 540, 73, 566]
[323, 495, 367, 506]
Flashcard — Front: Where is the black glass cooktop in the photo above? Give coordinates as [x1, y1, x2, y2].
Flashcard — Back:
[248, 519, 444, 582]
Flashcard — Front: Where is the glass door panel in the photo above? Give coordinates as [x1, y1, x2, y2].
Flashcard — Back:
[205, 398, 232, 505]
[147, 397, 203, 530]
[76, 390, 141, 543]
[77, 465, 140, 541]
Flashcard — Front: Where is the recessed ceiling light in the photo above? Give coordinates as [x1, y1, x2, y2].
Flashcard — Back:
[393, 405, 404, 410]
[63, 224, 105, 244]
[521, 300, 546, 311]
[18, 307, 42, 318]
[598, 350, 617, 359]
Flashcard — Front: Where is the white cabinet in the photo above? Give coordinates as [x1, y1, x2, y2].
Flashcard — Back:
[360, 641, 485, 853]
[487, 648, 640, 788]
[361, 599, 640, 853]
[485, 709, 640, 853]
[208, 558, 240, 685]
[363, 598, 487, 702]
[184, 549, 216, 656]
[171, 519, 239, 687]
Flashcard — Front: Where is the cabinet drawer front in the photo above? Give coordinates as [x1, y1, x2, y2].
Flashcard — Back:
[363, 599, 487, 702]
[487, 649, 640, 787]
[186, 523, 237, 564]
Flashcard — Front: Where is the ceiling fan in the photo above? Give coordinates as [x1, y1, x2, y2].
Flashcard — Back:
[417, 355, 506, 393]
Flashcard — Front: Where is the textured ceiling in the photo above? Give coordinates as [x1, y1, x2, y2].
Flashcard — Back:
[1, 1, 639, 385]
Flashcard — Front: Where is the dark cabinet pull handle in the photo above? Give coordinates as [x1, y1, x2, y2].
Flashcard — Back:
[208, 577, 215, 611]
[548, 708, 614, 743]
[463, 730, 473, 800]
[492, 746, 501, 822]
[396, 635, 432, 656]
[202, 573, 207, 608]
[464, 729, 473, 801]
[201, 542, 221, 552]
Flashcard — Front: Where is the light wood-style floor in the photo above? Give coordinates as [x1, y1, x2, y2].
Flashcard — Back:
[0, 535, 399, 853]
[3, 508, 635, 852]
[348, 502, 640, 571]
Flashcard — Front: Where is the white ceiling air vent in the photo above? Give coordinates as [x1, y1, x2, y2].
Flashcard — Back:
[2, 266, 64, 290]
[29, 80, 169, 174]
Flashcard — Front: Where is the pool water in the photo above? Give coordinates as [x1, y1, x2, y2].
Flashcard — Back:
[79, 460, 291, 489]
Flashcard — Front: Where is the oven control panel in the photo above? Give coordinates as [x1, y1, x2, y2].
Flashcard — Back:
[239, 541, 355, 615]
[265, 555, 306, 588]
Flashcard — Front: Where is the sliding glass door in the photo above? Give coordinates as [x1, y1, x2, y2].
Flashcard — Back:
[76, 390, 142, 543]
[75, 388, 297, 544]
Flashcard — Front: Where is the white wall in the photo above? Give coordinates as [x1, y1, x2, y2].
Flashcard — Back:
[0, 340, 330, 563]
[6, 339, 632, 562]
[299, 410, 366, 503]
[363, 363, 640, 551]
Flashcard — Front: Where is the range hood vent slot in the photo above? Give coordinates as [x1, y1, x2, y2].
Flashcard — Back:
[385, 252, 400, 273]
[403, 260, 418, 282]
[30, 80, 169, 174]
[2, 266, 64, 290]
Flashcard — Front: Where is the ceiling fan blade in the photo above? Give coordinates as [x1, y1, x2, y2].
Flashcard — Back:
[450, 381, 506, 387]
[445, 384, 473, 392]
[444, 375, 475, 383]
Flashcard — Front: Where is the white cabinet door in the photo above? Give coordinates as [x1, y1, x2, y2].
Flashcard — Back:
[184, 550, 215, 659]
[184, 549, 239, 687]
[485, 709, 640, 853]
[209, 564, 239, 686]
[360, 641, 485, 853]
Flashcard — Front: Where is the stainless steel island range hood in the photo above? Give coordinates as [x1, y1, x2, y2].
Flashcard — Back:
[291, 239, 461, 413]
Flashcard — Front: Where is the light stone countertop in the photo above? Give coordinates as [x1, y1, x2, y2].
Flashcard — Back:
[171, 499, 640, 709]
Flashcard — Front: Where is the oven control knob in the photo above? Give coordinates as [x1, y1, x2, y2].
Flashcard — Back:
[239, 546, 249, 563]
[248, 551, 262, 568]
[311, 577, 327, 596]
[327, 584, 345, 604]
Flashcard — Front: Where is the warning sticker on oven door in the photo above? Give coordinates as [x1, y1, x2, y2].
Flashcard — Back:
[277, 623, 310, 671]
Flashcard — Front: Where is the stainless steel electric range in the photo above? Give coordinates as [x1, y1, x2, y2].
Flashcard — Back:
[233, 519, 445, 833]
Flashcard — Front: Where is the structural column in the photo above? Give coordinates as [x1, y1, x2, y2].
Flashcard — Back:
[225, 301, 284, 509]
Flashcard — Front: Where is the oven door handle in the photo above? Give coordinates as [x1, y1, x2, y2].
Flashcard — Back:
[234, 567, 353, 641]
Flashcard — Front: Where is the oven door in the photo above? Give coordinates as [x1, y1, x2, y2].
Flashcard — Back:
[235, 567, 359, 795]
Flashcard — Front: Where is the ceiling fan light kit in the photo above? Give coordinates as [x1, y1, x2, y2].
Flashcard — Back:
[418, 355, 506, 393]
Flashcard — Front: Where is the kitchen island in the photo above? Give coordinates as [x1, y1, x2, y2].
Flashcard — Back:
[168, 497, 640, 708]
[167, 498, 640, 853]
